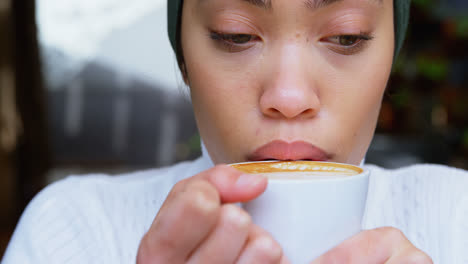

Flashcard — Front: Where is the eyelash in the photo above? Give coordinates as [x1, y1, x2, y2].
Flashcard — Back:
[323, 33, 374, 55]
[209, 31, 259, 53]
[209, 31, 375, 55]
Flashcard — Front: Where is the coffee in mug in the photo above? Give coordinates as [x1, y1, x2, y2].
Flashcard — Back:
[230, 161, 369, 264]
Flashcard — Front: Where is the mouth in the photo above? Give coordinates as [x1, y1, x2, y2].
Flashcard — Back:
[247, 140, 332, 162]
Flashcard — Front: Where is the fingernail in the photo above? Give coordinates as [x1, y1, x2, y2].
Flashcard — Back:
[235, 174, 265, 189]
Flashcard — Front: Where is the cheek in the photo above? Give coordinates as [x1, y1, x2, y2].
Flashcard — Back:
[186, 56, 256, 124]
[332, 56, 392, 163]
[182, 25, 256, 110]
[182, 36, 262, 162]
[321, 13, 394, 163]
[316, 46, 392, 164]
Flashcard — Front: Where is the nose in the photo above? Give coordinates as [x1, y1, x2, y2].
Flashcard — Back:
[259, 45, 320, 120]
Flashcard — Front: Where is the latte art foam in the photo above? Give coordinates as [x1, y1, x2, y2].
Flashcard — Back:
[230, 161, 362, 179]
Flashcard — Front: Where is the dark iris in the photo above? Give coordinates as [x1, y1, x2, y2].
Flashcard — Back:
[339, 35, 359, 46]
[229, 34, 252, 44]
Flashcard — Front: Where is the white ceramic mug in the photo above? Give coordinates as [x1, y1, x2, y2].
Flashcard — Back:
[231, 161, 370, 264]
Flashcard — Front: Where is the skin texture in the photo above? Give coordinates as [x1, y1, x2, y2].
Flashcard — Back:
[182, 0, 395, 165]
[137, 0, 433, 263]
[137, 165, 290, 263]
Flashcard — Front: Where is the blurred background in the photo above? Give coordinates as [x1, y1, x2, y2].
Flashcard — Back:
[0, 0, 467, 258]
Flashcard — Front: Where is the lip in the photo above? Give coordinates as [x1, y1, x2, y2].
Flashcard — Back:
[247, 140, 331, 161]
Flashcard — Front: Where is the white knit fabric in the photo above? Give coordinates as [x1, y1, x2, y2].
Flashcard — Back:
[2, 154, 467, 264]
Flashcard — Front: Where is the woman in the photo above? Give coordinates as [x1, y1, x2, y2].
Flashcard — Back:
[2, 0, 467, 263]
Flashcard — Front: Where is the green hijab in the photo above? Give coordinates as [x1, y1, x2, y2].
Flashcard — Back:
[167, 0, 410, 58]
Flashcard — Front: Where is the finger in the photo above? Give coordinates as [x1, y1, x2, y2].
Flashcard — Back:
[194, 165, 268, 203]
[188, 204, 251, 264]
[310, 227, 413, 264]
[140, 179, 221, 263]
[236, 225, 287, 264]
[386, 246, 433, 264]
[158, 165, 264, 218]
[138, 165, 267, 263]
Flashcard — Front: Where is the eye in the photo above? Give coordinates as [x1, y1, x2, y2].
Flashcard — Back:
[211, 32, 255, 44]
[327, 35, 372, 46]
[329, 35, 360, 46]
[210, 32, 259, 53]
[229, 34, 253, 44]
[322, 33, 374, 55]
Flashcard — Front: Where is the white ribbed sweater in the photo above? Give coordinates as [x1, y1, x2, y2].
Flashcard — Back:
[2, 154, 468, 264]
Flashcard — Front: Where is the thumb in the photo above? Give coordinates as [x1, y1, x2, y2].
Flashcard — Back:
[196, 165, 268, 203]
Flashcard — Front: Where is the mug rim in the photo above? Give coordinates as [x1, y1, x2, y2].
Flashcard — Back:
[229, 160, 369, 182]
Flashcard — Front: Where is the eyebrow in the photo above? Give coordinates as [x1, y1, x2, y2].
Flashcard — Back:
[242, 0, 272, 9]
[241, 0, 381, 10]
[305, 0, 344, 9]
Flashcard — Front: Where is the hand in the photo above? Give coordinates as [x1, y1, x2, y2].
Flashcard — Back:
[137, 165, 290, 264]
[311, 227, 433, 264]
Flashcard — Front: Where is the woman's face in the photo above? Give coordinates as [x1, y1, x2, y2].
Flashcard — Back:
[181, 0, 394, 165]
